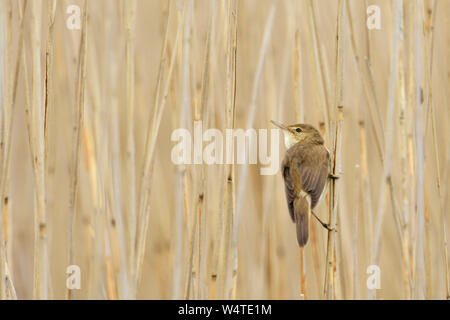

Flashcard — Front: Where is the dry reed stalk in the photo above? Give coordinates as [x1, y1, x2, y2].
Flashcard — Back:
[104, 224, 118, 300]
[293, 30, 304, 123]
[44, 0, 57, 156]
[336, 206, 347, 299]
[202, 13, 222, 302]
[370, 0, 403, 300]
[263, 56, 285, 299]
[5, 261, 17, 299]
[422, 1, 435, 298]
[198, 0, 217, 300]
[405, 0, 417, 253]
[19, 1, 32, 185]
[309, 214, 322, 296]
[0, 8, 28, 285]
[19, 1, 41, 291]
[184, 0, 215, 300]
[2, 203, 9, 298]
[302, 0, 321, 129]
[273, 5, 293, 116]
[352, 165, 359, 299]
[209, 3, 227, 297]
[11, 0, 27, 106]
[430, 67, 450, 300]
[323, 0, 345, 300]
[94, 2, 130, 299]
[67, 0, 87, 300]
[387, 175, 414, 294]
[413, 0, 425, 299]
[272, 187, 288, 298]
[106, 95, 131, 299]
[71, 3, 104, 299]
[125, 1, 137, 292]
[105, 137, 129, 299]
[0, 7, 14, 288]
[263, 41, 287, 298]
[41, 0, 57, 300]
[216, 0, 238, 300]
[398, 26, 413, 299]
[423, 0, 437, 138]
[424, 186, 431, 298]
[306, 0, 330, 136]
[407, 134, 416, 288]
[27, 0, 51, 300]
[188, 34, 204, 299]
[299, 248, 306, 299]
[312, 122, 328, 295]
[20, 0, 46, 299]
[172, 0, 196, 300]
[0, 0, 7, 300]
[361, 0, 384, 157]
[422, 0, 448, 299]
[82, 58, 121, 299]
[404, 0, 418, 294]
[80, 119, 104, 288]
[184, 186, 198, 300]
[359, 121, 375, 299]
[173, 0, 194, 300]
[134, 0, 176, 294]
[346, 1, 383, 160]
[264, 229, 272, 298]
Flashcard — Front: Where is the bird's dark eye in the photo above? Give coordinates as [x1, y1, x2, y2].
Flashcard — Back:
[295, 128, 302, 133]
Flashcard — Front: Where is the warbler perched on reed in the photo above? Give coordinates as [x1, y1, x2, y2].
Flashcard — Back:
[271, 120, 331, 247]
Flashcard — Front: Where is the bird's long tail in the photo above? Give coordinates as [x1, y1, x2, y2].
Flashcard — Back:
[294, 196, 310, 247]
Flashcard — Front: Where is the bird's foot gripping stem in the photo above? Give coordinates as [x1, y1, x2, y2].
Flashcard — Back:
[312, 211, 336, 232]
[328, 173, 340, 180]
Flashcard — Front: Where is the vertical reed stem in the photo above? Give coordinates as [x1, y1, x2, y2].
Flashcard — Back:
[67, 0, 87, 300]
[324, 0, 345, 299]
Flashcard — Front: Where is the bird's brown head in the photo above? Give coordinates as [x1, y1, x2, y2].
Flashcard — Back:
[271, 120, 324, 148]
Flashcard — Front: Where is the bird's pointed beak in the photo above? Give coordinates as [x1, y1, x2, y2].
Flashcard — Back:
[271, 120, 289, 131]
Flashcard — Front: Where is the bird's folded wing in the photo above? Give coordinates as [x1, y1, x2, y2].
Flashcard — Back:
[282, 144, 329, 220]
[282, 164, 296, 222]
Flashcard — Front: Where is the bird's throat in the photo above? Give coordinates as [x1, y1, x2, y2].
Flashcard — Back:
[283, 132, 298, 149]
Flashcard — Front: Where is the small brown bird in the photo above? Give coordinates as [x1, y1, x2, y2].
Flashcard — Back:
[271, 120, 331, 247]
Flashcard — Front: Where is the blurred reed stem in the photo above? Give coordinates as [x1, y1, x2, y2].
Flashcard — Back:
[134, 0, 175, 295]
[370, 0, 403, 300]
[216, 0, 237, 300]
[125, 1, 137, 297]
[324, 0, 345, 300]
[67, 0, 87, 300]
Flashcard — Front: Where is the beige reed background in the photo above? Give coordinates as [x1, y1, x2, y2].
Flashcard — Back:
[0, 0, 448, 299]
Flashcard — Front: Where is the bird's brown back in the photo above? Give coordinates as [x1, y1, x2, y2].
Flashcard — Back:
[282, 142, 329, 208]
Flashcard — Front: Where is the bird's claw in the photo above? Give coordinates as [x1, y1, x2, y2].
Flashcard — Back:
[312, 211, 337, 232]
[318, 220, 336, 232]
